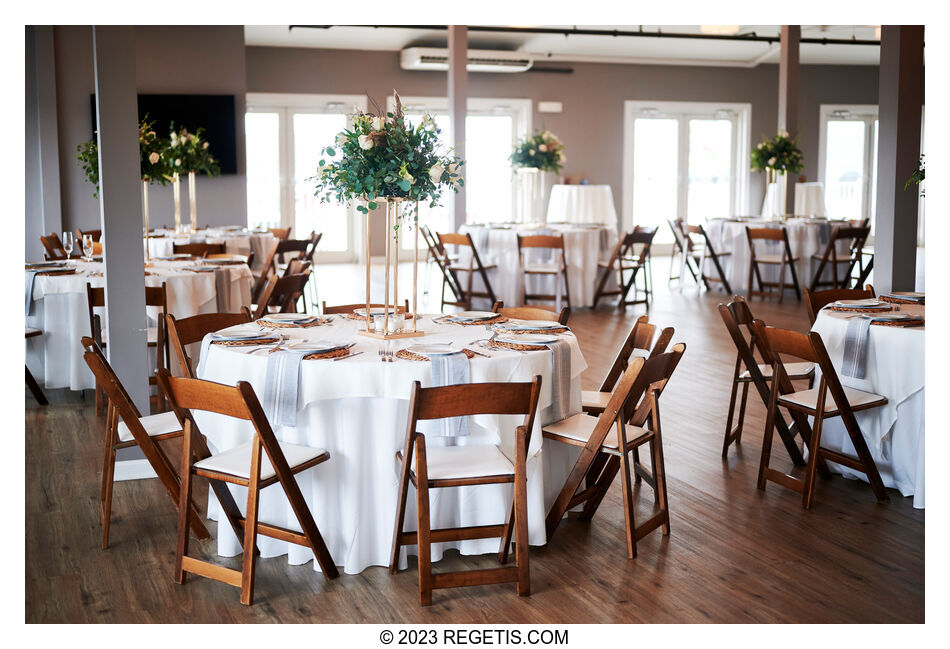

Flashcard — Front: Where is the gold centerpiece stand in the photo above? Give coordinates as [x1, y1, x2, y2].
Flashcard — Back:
[358, 197, 425, 340]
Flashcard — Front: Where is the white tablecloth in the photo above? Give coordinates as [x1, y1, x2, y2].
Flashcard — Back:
[146, 227, 277, 273]
[811, 305, 925, 508]
[25, 259, 254, 390]
[457, 223, 618, 308]
[703, 217, 850, 294]
[794, 182, 825, 217]
[196, 315, 587, 574]
[545, 184, 618, 228]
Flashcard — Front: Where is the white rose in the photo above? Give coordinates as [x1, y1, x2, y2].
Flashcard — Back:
[768, 156, 777, 166]
[539, 144, 548, 152]
[202, 141, 209, 149]
[429, 163, 445, 183]
[336, 134, 347, 147]
[372, 116, 386, 131]
[175, 158, 181, 167]
[447, 163, 459, 176]
[528, 149, 535, 156]
[148, 152, 160, 164]
[358, 134, 374, 150]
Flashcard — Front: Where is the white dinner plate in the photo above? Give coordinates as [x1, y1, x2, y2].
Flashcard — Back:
[291, 341, 350, 353]
[158, 253, 193, 260]
[494, 333, 558, 346]
[406, 344, 458, 356]
[449, 311, 497, 321]
[262, 313, 312, 321]
[354, 307, 398, 317]
[217, 325, 267, 338]
[495, 319, 563, 330]
[833, 299, 884, 308]
[869, 313, 923, 322]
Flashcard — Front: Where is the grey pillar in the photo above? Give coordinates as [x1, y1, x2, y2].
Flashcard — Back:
[93, 26, 150, 412]
[874, 25, 924, 293]
[448, 26, 467, 230]
[778, 25, 800, 214]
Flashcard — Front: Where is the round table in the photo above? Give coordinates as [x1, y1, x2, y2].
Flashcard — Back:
[25, 259, 254, 390]
[811, 304, 925, 508]
[545, 184, 618, 227]
[146, 227, 277, 273]
[195, 315, 587, 574]
[458, 223, 618, 308]
[703, 217, 850, 294]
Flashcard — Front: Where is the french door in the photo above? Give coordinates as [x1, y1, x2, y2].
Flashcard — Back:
[245, 93, 367, 263]
[623, 101, 751, 245]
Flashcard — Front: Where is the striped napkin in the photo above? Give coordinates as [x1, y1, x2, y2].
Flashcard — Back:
[428, 351, 471, 437]
[214, 268, 232, 312]
[842, 317, 872, 379]
[543, 339, 573, 421]
[25, 271, 37, 316]
[262, 349, 313, 428]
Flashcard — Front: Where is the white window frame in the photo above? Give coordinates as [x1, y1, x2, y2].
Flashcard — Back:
[246, 92, 368, 263]
[622, 100, 752, 244]
[818, 104, 879, 228]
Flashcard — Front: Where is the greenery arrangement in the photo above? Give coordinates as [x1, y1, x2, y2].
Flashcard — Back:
[905, 154, 925, 195]
[75, 115, 171, 197]
[750, 130, 804, 175]
[166, 123, 220, 177]
[509, 130, 565, 173]
[311, 92, 464, 220]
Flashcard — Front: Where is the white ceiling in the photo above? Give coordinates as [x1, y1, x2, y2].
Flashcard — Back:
[244, 25, 882, 67]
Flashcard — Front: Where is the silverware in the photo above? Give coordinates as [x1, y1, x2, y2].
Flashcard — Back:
[332, 351, 363, 361]
[463, 347, 489, 358]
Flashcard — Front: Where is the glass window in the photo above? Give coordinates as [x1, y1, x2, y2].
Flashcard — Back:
[687, 119, 733, 220]
[293, 113, 348, 252]
[245, 112, 281, 229]
[824, 120, 866, 221]
[632, 118, 678, 238]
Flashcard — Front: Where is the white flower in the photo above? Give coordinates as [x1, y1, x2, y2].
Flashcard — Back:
[372, 116, 386, 131]
[428, 163, 445, 183]
[175, 159, 181, 167]
[422, 114, 437, 130]
[539, 144, 548, 152]
[768, 156, 777, 166]
[558, 152, 566, 162]
[447, 163, 460, 176]
[358, 134, 374, 150]
[779, 130, 789, 138]
[148, 152, 160, 164]
[528, 149, 535, 156]
[202, 141, 209, 150]
[335, 134, 347, 147]
[170, 135, 177, 145]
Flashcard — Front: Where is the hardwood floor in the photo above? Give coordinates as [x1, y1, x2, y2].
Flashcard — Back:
[25, 260, 924, 623]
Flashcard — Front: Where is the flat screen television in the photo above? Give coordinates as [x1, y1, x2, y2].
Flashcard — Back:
[89, 93, 238, 174]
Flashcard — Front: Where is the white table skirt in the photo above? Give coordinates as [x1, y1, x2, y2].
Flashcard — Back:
[25, 260, 253, 390]
[545, 184, 618, 228]
[458, 224, 618, 308]
[195, 315, 587, 574]
[810, 306, 925, 508]
[147, 228, 277, 273]
[703, 218, 850, 294]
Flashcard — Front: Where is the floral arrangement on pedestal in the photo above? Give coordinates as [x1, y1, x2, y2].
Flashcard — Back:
[76, 115, 170, 197]
[750, 131, 804, 175]
[165, 124, 220, 232]
[509, 130, 565, 173]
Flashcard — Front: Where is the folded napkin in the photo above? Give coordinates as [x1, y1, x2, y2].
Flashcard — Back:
[428, 351, 471, 437]
[214, 268, 232, 313]
[195, 331, 277, 377]
[25, 271, 37, 316]
[262, 349, 312, 428]
[817, 222, 832, 246]
[842, 317, 872, 379]
[543, 339, 573, 421]
[882, 292, 924, 303]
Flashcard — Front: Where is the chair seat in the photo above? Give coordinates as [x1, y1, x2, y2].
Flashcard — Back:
[755, 254, 800, 264]
[411, 444, 513, 481]
[542, 413, 650, 451]
[524, 263, 565, 274]
[195, 440, 327, 481]
[778, 386, 887, 415]
[740, 361, 815, 380]
[598, 258, 645, 270]
[117, 410, 182, 443]
[810, 253, 853, 263]
[581, 390, 612, 411]
[448, 263, 497, 272]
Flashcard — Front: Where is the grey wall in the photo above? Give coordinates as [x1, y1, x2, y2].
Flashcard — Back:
[246, 46, 881, 231]
[53, 26, 247, 235]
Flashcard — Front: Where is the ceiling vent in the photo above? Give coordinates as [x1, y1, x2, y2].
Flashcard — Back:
[400, 47, 533, 73]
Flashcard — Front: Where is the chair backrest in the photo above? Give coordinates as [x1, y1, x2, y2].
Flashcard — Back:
[491, 301, 570, 326]
[682, 223, 719, 256]
[86, 281, 168, 338]
[165, 309, 253, 378]
[517, 233, 565, 250]
[274, 238, 311, 264]
[718, 295, 773, 376]
[802, 286, 875, 325]
[436, 232, 495, 304]
[253, 271, 312, 319]
[172, 242, 226, 257]
[284, 259, 312, 277]
[305, 231, 323, 259]
[668, 219, 687, 253]
[321, 300, 409, 315]
[81, 336, 143, 425]
[76, 228, 102, 242]
[269, 227, 292, 240]
[621, 226, 658, 264]
[597, 315, 674, 393]
[810, 225, 871, 291]
[40, 233, 66, 260]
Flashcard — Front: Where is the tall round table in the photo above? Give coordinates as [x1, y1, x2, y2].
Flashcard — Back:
[195, 315, 587, 574]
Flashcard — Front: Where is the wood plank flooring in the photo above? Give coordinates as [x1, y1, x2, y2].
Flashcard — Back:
[24, 260, 924, 623]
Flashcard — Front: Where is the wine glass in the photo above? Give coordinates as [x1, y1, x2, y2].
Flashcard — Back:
[62, 231, 74, 261]
[82, 234, 94, 262]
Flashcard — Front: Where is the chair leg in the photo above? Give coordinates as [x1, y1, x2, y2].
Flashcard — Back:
[390, 451, 414, 573]
[650, 428, 671, 535]
[26, 365, 48, 405]
[801, 415, 825, 509]
[778, 259, 787, 304]
[95, 380, 105, 416]
[722, 374, 741, 458]
[240, 481, 261, 605]
[174, 447, 193, 586]
[498, 505, 514, 565]
[617, 447, 638, 559]
[735, 382, 750, 444]
[514, 427, 530, 596]
[414, 439, 433, 606]
[100, 413, 117, 550]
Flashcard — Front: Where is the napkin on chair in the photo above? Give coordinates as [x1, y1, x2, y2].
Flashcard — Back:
[842, 316, 872, 379]
[428, 351, 471, 437]
[544, 339, 573, 421]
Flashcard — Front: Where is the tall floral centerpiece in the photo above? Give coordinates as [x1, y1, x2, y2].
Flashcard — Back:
[312, 91, 463, 337]
[510, 130, 565, 223]
[751, 131, 803, 219]
[166, 125, 220, 233]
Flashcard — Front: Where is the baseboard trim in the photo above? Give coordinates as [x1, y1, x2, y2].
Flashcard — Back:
[113, 459, 158, 482]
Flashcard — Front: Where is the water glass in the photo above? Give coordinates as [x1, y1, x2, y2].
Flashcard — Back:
[62, 231, 74, 259]
[373, 314, 386, 333]
[82, 234, 94, 261]
[392, 313, 406, 332]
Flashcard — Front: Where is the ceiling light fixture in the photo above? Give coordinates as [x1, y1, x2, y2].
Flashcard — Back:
[700, 25, 741, 35]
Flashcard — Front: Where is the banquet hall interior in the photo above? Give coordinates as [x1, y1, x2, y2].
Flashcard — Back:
[23, 22, 927, 624]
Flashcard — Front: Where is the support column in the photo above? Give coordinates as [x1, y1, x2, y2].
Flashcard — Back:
[448, 25, 467, 230]
[874, 25, 924, 293]
[93, 26, 150, 412]
[778, 25, 800, 215]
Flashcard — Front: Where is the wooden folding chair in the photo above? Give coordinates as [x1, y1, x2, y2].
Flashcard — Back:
[40, 233, 67, 260]
[420, 225, 457, 297]
[157, 370, 339, 605]
[681, 223, 732, 293]
[87, 282, 168, 415]
[517, 233, 571, 309]
[668, 219, 699, 283]
[172, 242, 227, 257]
[76, 228, 102, 242]
[268, 226, 292, 240]
[253, 236, 313, 302]
[490, 300, 570, 326]
[252, 271, 311, 319]
[26, 327, 48, 405]
[592, 226, 657, 309]
[543, 344, 685, 558]
[165, 309, 253, 378]
[809, 225, 871, 292]
[80, 337, 209, 549]
[717, 296, 814, 458]
[436, 232, 497, 311]
[321, 300, 410, 315]
[802, 285, 875, 326]
[745, 226, 802, 303]
[753, 323, 890, 508]
[389, 377, 542, 605]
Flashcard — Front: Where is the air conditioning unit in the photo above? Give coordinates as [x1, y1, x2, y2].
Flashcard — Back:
[400, 47, 533, 73]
